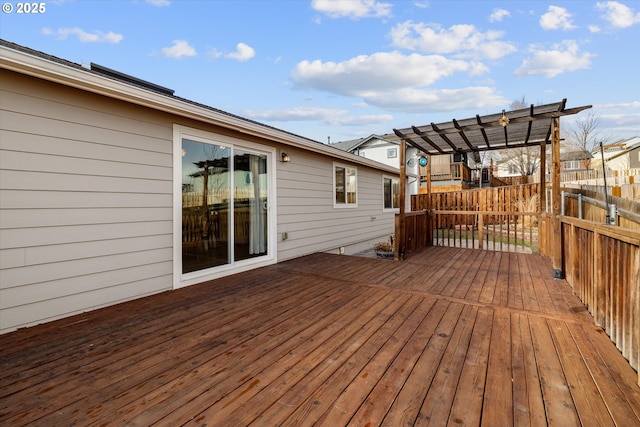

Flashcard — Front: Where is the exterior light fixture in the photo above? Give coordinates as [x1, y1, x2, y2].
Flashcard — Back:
[498, 110, 510, 127]
[281, 152, 290, 162]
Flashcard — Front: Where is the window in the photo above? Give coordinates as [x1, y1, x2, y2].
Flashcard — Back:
[174, 125, 276, 289]
[564, 160, 580, 170]
[383, 176, 400, 210]
[387, 148, 397, 158]
[334, 164, 357, 207]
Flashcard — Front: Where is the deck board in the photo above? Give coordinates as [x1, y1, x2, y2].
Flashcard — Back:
[1, 246, 639, 426]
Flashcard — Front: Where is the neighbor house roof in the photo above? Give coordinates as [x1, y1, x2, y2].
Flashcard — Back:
[592, 136, 640, 161]
[330, 134, 398, 153]
[0, 39, 399, 174]
[561, 150, 593, 161]
[390, 100, 591, 157]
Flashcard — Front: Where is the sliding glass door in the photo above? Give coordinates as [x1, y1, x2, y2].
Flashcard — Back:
[181, 138, 269, 275]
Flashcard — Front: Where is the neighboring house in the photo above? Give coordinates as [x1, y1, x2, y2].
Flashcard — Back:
[494, 158, 523, 178]
[331, 135, 484, 194]
[561, 150, 592, 172]
[330, 134, 420, 197]
[591, 136, 640, 171]
[0, 40, 400, 333]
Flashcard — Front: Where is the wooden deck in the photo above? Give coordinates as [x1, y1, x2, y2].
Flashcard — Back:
[1, 247, 639, 426]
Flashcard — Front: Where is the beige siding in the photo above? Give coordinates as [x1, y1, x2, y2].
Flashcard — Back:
[0, 68, 398, 334]
[276, 148, 395, 260]
[0, 71, 174, 333]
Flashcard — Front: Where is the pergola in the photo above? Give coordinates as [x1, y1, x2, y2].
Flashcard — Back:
[389, 99, 592, 278]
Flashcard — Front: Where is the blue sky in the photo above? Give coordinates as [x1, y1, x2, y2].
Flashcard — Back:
[1, 0, 639, 145]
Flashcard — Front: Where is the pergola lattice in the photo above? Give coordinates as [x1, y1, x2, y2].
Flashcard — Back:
[390, 99, 591, 156]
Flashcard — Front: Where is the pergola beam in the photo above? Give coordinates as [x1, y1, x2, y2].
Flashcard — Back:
[431, 122, 461, 153]
[475, 114, 491, 149]
[410, 126, 446, 154]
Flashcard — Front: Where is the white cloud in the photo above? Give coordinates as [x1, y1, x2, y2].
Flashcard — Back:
[489, 8, 510, 23]
[469, 61, 490, 76]
[414, 1, 430, 9]
[208, 48, 222, 60]
[596, 1, 640, 28]
[363, 86, 508, 112]
[145, 0, 170, 6]
[244, 106, 347, 121]
[311, 0, 392, 19]
[243, 107, 393, 126]
[540, 6, 577, 30]
[389, 22, 517, 60]
[292, 51, 472, 96]
[41, 27, 123, 43]
[290, 51, 505, 113]
[325, 114, 394, 126]
[597, 101, 640, 110]
[514, 40, 593, 78]
[208, 43, 256, 61]
[161, 40, 196, 59]
[226, 43, 255, 61]
[589, 25, 602, 33]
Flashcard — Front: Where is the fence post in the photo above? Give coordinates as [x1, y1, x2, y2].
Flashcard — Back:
[551, 116, 564, 279]
[478, 213, 484, 250]
[578, 194, 583, 219]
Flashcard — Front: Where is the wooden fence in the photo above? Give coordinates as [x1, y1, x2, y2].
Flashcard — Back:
[560, 216, 640, 385]
[413, 183, 541, 212]
[404, 183, 639, 382]
[395, 211, 429, 258]
[531, 167, 640, 184]
[430, 210, 538, 253]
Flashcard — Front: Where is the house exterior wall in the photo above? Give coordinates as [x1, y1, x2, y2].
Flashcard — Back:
[276, 148, 395, 260]
[0, 70, 175, 333]
[0, 69, 397, 333]
[561, 158, 590, 171]
[630, 146, 640, 169]
[351, 141, 420, 197]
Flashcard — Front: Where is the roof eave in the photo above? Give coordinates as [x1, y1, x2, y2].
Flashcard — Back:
[0, 44, 399, 175]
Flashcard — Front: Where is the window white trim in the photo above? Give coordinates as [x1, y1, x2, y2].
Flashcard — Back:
[387, 148, 397, 158]
[173, 125, 277, 289]
[333, 162, 358, 208]
[382, 175, 400, 212]
[564, 160, 580, 170]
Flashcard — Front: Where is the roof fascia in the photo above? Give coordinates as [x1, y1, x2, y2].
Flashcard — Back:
[0, 45, 398, 175]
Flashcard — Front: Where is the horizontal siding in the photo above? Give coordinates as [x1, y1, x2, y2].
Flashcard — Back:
[0, 207, 172, 229]
[276, 149, 395, 260]
[0, 275, 169, 331]
[0, 189, 171, 209]
[0, 71, 174, 333]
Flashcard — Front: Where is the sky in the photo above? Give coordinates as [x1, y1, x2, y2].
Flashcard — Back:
[1, 0, 639, 146]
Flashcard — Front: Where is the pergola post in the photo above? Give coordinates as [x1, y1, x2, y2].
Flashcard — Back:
[398, 138, 407, 260]
[426, 153, 432, 245]
[539, 139, 546, 212]
[551, 117, 564, 279]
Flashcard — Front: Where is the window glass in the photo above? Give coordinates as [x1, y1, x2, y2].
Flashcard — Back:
[182, 139, 231, 273]
[335, 166, 346, 204]
[346, 167, 357, 204]
[234, 150, 268, 262]
[181, 139, 270, 275]
[384, 177, 400, 209]
[335, 164, 357, 206]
